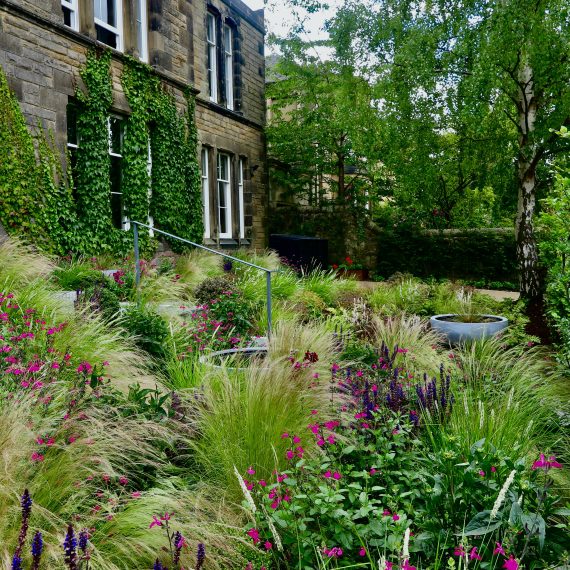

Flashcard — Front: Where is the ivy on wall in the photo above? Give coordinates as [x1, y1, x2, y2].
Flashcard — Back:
[0, 48, 203, 256]
[0, 64, 76, 254]
[75, 49, 129, 254]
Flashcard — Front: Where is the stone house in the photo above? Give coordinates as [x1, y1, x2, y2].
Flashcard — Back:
[0, 0, 267, 248]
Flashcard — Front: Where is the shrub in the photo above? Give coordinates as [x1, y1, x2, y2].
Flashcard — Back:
[122, 306, 169, 359]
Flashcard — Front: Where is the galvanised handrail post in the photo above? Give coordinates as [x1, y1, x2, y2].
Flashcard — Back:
[133, 222, 141, 300]
[129, 220, 274, 335]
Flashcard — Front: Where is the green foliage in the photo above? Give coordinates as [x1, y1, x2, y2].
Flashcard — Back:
[0, 50, 203, 256]
[538, 161, 570, 335]
[121, 58, 153, 253]
[75, 49, 127, 254]
[149, 88, 203, 252]
[267, 51, 383, 208]
[376, 228, 518, 283]
[122, 305, 169, 359]
[0, 65, 77, 254]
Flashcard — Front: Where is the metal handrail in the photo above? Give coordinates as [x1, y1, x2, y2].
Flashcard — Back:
[128, 221, 274, 334]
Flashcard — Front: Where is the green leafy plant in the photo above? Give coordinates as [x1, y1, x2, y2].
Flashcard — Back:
[122, 305, 169, 359]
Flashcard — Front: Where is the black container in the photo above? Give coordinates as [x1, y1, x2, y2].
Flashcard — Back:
[269, 234, 328, 270]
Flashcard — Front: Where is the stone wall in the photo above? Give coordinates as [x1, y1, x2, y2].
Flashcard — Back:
[0, 0, 267, 248]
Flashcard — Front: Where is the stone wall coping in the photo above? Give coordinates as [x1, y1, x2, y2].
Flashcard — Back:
[216, 0, 265, 34]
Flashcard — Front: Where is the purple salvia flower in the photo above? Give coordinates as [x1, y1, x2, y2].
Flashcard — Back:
[11, 555, 22, 570]
[63, 524, 78, 570]
[30, 531, 43, 570]
[153, 559, 164, 570]
[13, 489, 32, 561]
[78, 529, 89, 553]
[196, 543, 206, 570]
[173, 531, 183, 567]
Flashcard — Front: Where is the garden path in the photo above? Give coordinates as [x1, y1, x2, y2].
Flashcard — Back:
[358, 281, 520, 301]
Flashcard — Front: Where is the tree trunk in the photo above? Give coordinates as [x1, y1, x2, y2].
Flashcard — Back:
[515, 62, 541, 299]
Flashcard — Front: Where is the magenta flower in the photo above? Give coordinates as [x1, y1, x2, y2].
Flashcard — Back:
[479, 470, 485, 477]
[502, 556, 519, 570]
[532, 453, 562, 470]
[264, 541, 272, 550]
[286, 450, 295, 460]
[332, 471, 342, 480]
[493, 543, 505, 556]
[392, 514, 400, 521]
[401, 560, 416, 570]
[323, 470, 332, 479]
[246, 466, 255, 475]
[246, 528, 260, 544]
[149, 515, 162, 529]
[358, 547, 366, 556]
[469, 547, 482, 561]
[454, 546, 466, 557]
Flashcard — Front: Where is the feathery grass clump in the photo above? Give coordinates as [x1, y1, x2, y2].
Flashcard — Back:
[175, 249, 224, 294]
[189, 357, 330, 501]
[371, 314, 444, 375]
[0, 237, 54, 290]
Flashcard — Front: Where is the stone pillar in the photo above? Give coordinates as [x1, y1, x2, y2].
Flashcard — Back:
[79, 0, 96, 39]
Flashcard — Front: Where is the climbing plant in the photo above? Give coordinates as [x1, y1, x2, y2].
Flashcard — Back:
[149, 85, 203, 252]
[0, 48, 203, 256]
[121, 57, 153, 253]
[75, 49, 129, 254]
[0, 63, 76, 254]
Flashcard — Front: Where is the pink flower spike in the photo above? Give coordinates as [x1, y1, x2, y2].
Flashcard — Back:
[246, 466, 256, 475]
[149, 515, 162, 529]
[502, 556, 519, 570]
[160, 512, 171, 522]
[493, 543, 505, 556]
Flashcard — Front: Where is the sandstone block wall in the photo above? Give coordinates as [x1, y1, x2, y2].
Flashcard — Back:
[0, 0, 267, 248]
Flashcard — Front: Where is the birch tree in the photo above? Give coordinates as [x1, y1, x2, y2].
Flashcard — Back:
[326, 0, 570, 298]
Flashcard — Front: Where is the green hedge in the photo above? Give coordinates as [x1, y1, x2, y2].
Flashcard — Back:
[377, 228, 518, 282]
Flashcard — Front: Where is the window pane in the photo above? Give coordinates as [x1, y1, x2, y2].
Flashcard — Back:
[66, 104, 78, 146]
[110, 155, 123, 229]
[207, 14, 215, 42]
[62, 6, 72, 26]
[109, 117, 123, 155]
[224, 25, 232, 55]
[96, 25, 117, 48]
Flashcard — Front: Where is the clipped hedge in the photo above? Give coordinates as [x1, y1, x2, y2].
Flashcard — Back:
[377, 228, 518, 282]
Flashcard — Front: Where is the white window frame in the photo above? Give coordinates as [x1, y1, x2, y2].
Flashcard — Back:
[136, 0, 148, 63]
[207, 13, 218, 103]
[201, 148, 211, 239]
[61, 0, 79, 31]
[94, 0, 124, 52]
[216, 153, 232, 239]
[223, 24, 234, 110]
[108, 115, 127, 230]
[238, 158, 245, 239]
